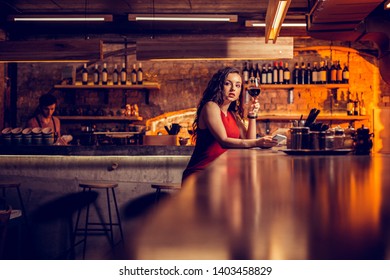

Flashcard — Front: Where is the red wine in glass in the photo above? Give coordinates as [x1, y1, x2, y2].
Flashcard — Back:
[248, 87, 261, 98]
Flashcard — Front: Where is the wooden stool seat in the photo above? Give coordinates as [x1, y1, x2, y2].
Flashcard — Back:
[73, 181, 123, 259]
[0, 182, 27, 223]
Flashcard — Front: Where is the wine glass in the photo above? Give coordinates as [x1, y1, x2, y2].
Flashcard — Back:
[247, 87, 261, 98]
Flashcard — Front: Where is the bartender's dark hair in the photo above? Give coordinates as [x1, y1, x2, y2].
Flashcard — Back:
[192, 67, 244, 142]
[39, 93, 57, 107]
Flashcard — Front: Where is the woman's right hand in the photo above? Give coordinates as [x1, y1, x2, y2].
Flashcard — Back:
[256, 136, 278, 148]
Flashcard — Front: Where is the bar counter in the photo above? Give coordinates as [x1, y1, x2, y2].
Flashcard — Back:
[0, 144, 194, 156]
[129, 149, 390, 260]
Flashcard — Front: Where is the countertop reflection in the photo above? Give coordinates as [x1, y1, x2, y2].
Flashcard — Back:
[129, 149, 390, 260]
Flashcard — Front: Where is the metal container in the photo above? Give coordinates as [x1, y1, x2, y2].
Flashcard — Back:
[290, 127, 309, 150]
[309, 131, 326, 150]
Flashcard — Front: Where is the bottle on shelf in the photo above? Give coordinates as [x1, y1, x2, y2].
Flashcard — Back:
[336, 61, 343, 83]
[120, 63, 127, 85]
[255, 63, 261, 85]
[283, 62, 290, 84]
[93, 64, 100, 85]
[353, 92, 360, 116]
[266, 64, 273, 84]
[306, 63, 312, 84]
[325, 61, 331, 83]
[261, 64, 267, 85]
[102, 63, 108, 85]
[81, 63, 88, 85]
[272, 61, 279, 84]
[278, 61, 284, 85]
[312, 62, 318, 84]
[342, 63, 349, 84]
[346, 91, 354, 116]
[242, 62, 249, 84]
[112, 64, 119, 85]
[137, 62, 143, 85]
[293, 62, 300, 84]
[131, 64, 137, 85]
[319, 61, 327, 84]
[330, 61, 337, 84]
[300, 62, 306, 84]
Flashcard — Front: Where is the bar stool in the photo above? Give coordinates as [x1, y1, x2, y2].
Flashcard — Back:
[0, 182, 28, 223]
[151, 183, 181, 202]
[73, 181, 124, 259]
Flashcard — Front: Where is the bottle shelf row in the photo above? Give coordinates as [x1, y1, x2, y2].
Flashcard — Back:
[245, 83, 349, 90]
[54, 82, 160, 90]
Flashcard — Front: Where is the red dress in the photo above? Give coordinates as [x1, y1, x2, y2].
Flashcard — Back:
[182, 110, 240, 183]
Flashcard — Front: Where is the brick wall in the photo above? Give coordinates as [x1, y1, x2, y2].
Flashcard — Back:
[11, 39, 386, 141]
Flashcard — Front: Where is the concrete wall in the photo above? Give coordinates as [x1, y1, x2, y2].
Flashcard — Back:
[0, 155, 189, 259]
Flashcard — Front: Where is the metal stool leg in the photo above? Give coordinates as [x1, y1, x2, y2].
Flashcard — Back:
[111, 188, 124, 243]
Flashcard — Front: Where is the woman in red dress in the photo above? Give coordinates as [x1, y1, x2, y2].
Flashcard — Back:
[182, 67, 277, 183]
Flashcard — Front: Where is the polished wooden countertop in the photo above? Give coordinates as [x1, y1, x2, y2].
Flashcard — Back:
[129, 149, 390, 260]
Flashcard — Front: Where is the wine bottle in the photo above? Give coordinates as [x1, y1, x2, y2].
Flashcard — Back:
[300, 62, 306, 84]
[242, 62, 249, 84]
[102, 63, 108, 85]
[137, 62, 143, 85]
[319, 61, 327, 84]
[120, 63, 127, 85]
[273, 61, 278, 84]
[131, 64, 137, 85]
[293, 62, 300, 84]
[353, 92, 360, 116]
[342, 63, 349, 84]
[306, 63, 312, 84]
[283, 62, 290, 84]
[346, 91, 354, 116]
[266, 64, 272, 84]
[312, 62, 318, 84]
[261, 64, 267, 85]
[93, 64, 100, 85]
[330, 61, 337, 84]
[112, 64, 119, 85]
[336, 61, 343, 83]
[255, 63, 261, 85]
[82, 63, 88, 85]
[278, 61, 284, 85]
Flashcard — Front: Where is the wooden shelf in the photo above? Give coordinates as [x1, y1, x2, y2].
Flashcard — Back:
[54, 82, 160, 90]
[58, 116, 143, 121]
[245, 83, 349, 90]
[53, 82, 160, 104]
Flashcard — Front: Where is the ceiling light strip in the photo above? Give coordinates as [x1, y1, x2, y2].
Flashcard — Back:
[128, 14, 238, 22]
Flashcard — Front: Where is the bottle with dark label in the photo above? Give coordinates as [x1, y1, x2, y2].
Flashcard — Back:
[278, 61, 284, 84]
[242, 62, 249, 84]
[131, 64, 137, 85]
[261, 64, 267, 85]
[346, 91, 354, 116]
[120, 63, 127, 85]
[336, 61, 343, 83]
[266, 64, 272, 84]
[306, 63, 312, 84]
[102, 63, 108, 85]
[330, 61, 337, 84]
[93, 64, 100, 85]
[112, 64, 119, 85]
[283, 62, 290, 84]
[300, 62, 306, 84]
[82, 63, 88, 85]
[137, 62, 143, 85]
[342, 63, 349, 84]
[293, 62, 300, 84]
[273, 61, 278, 84]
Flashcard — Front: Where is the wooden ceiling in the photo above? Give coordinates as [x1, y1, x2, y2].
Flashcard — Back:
[0, 0, 309, 40]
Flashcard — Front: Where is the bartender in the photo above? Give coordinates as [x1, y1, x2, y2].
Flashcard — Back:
[26, 93, 67, 144]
